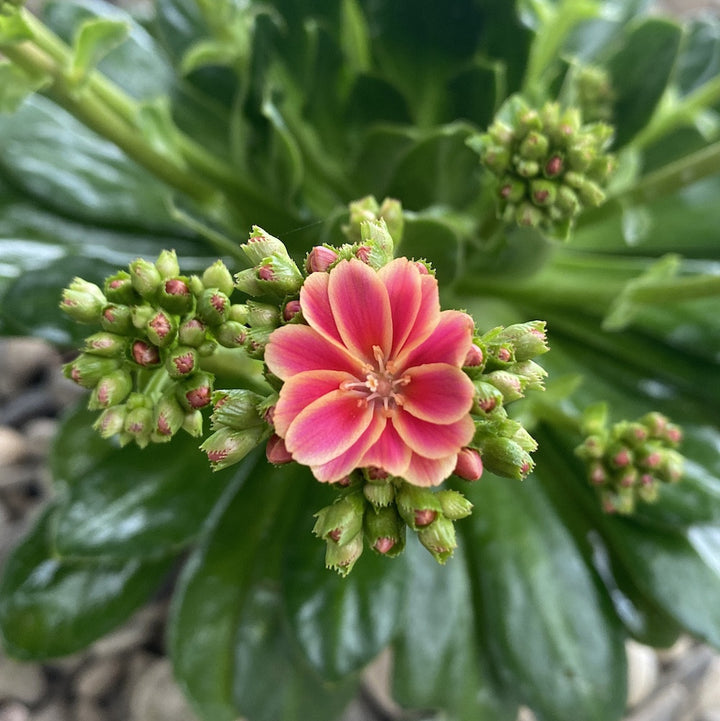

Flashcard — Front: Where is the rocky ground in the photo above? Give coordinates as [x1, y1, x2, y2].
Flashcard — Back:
[0, 338, 719, 721]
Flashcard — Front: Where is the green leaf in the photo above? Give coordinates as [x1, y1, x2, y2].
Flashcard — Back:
[339, 0, 370, 78]
[169, 462, 357, 721]
[0, 505, 174, 660]
[281, 481, 408, 681]
[399, 214, 462, 286]
[68, 17, 130, 90]
[392, 537, 517, 721]
[0, 61, 50, 114]
[461, 474, 627, 721]
[608, 18, 683, 147]
[49, 406, 235, 559]
[0, 96, 178, 231]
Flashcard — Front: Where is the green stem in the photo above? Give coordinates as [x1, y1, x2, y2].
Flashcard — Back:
[628, 273, 720, 304]
[631, 74, 720, 150]
[199, 348, 271, 394]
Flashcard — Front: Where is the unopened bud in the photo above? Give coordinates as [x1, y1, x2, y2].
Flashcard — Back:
[155, 249, 180, 279]
[233, 268, 263, 297]
[89, 369, 132, 409]
[197, 288, 230, 325]
[266, 433, 292, 464]
[437, 489, 473, 520]
[104, 271, 137, 304]
[93, 405, 127, 438]
[255, 254, 303, 297]
[178, 318, 207, 347]
[100, 304, 132, 334]
[153, 394, 186, 440]
[165, 346, 198, 378]
[324, 532, 363, 577]
[129, 258, 162, 298]
[363, 481, 395, 508]
[64, 354, 120, 388]
[510, 360, 547, 391]
[210, 389, 264, 431]
[283, 300, 302, 322]
[395, 483, 443, 531]
[83, 332, 126, 357]
[417, 515, 457, 564]
[364, 505, 405, 557]
[242, 227, 291, 266]
[146, 309, 177, 347]
[182, 409, 204, 437]
[246, 301, 280, 328]
[463, 344, 484, 369]
[313, 493, 365, 546]
[130, 339, 161, 367]
[123, 406, 153, 447]
[177, 372, 213, 410]
[214, 321, 247, 348]
[60, 278, 106, 323]
[306, 245, 340, 273]
[158, 277, 194, 314]
[480, 436, 534, 480]
[454, 447, 483, 481]
[484, 370, 524, 403]
[200, 425, 265, 470]
[202, 260, 235, 297]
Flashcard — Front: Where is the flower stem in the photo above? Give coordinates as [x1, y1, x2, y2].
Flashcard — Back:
[198, 348, 270, 395]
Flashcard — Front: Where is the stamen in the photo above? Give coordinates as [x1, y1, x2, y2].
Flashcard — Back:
[340, 348, 411, 415]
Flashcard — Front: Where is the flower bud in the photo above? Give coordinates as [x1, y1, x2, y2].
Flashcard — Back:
[242, 226, 291, 266]
[306, 245, 339, 273]
[324, 532, 363, 577]
[104, 271, 138, 304]
[182, 409, 204, 437]
[202, 260, 235, 297]
[233, 268, 263, 297]
[510, 360, 547, 391]
[255, 254, 303, 297]
[60, 278, 106, 323]
[165, 346, 198, 378]
[177, 372, 213, 410]
[197, 288, 230, 326]
[152, 393, 186, 440]
[228, 304, 249, 323]
[313, 493, 365, 546]
[246, 301, 281, 329]
[158, 277, 194, 314]
[519, 131, 549, 160]
[212, 320, 247, 349]
[363, 481, 395, 508]
[473, 380, 505, 414]
[498, 321, 549, 360]
[266, 433, 292, 464]
[480, 436, 534, 480]
[131, 304, 154, 330]
[245, 327, 272, 358]
[129, 258, 162, 298]
[88, 369, 132, 409]
[155, 249, 180, 279]
[437, 489, 473, 520]
[123, 405, 154, 447]
[130, 339, 161, 367]
[93, 405, 127, 438]
[100, 304, 132, 335]
[364, 506, 405, 557]
[417, 515, 457, 564]
[83, 332, 126, 357]
[64, 354, 120, 388]
[395, 483, 443, 531]
[454, 447, 483, 481]
[210, 389, 264, 431]
[378, 197, 404, 244]
[200, 425, 265, 471]
[146, 309, 177, 347]
[283, 300, 302, 322]
[463, 344, 484, 369]
[178, 318, 207, 347]
[484, 370, 524, 403]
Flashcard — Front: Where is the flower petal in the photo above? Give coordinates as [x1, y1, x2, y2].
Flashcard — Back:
[378, 258, 422, 357]
[273, 370, 357, 437]
[300, 271, 344, 346]
[394, 272, 442, 356]
[392, 411, 475, 459]
[403, 452, 459, 487]
[328, 259, 392, 363]
[265, 324, 364, 380]
[396, 310, 474, 370]
[311, 412, 387, 483]
[401, 363, 475, 423]
[359, 420, 412, 477]
[284, 389, 373, 466]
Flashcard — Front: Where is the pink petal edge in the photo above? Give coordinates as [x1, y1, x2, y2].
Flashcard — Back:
[392, 411, 475, 459]
[403, 452, 459, 487]
[400, 363, 475, 424]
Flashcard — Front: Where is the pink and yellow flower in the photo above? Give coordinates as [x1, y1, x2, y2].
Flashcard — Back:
[265, 258, 476, 486]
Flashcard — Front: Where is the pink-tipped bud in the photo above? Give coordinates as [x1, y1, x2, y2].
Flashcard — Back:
[366, 466, 389, 481]
[464, 344, 484, 368]
[165, 278, 189, 296]
[283, 300, 302, 322]
[414, 509, 437, 527]
[355, 245, 372, 263]
[545, 155, 563, 177]
[257, 264, 275, 281]
[612, 448, 632, 468]
[454, 448, 483, 481]
[266, 434, 292, 464]
[131, 339, 161, 367]
[414, 261, 430, 275]
[178, 372, 213, 411]
[374, 537, 396, 554]
[305, 246, 339, 273]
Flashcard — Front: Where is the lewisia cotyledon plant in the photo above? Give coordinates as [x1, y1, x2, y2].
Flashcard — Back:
[265, 257, 476, 486]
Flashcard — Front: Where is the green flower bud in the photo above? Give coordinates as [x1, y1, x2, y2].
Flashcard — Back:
[146, 309, 178, 348]
[123, 405, 154, 448]
[233, 268, 263, 297]
[158, 277, 194, 314]
[165, 346, 198, 378]
[363, 481, 395, 508]
[256, 254, 304, 297]
[60, 278, 106, 323]
[178, 318, 207, 347]
[519, 131, 549, 160]
[313, 493, 365, 546]
[497, 321, 549, 360]
[242, 227, 291, 266]
[131, 304, 154, 330]
[177, 371, 214, 411]
[343, 195, 380, 243]
[324, 532, 364, 577]
[64, 353, 120, 388]
[152, 393, 186, 441]
[228, 304, 249, 323]
[197, 288, 230, 326]
[210, 389, 265, 431]
[530, 179, 557, 207]
[364, 505, 405, 557]
[473, 380, 505, 414]
[104, 271, 138, 305]
[182, 409, 204, 437]
[246, 301, 280, 328]
[509, 360, 547, 391]
[556, 186, 580, 215]
[499, 177, 526, 203]
[88, 369, 133, 410]
[484, 370, 524, 403]
[516, 202, 544, 227]
[357, 218, 395, 270]
[515, 159, 540, 178]
[155, 249, 180, 279]
[417, 515, 457, 564]
[83, 332, 126, 357]
[129, 339, 161, 368]
[129, 258, 162, 299]
[200, 425, 265, 471]
[378, 197, 404, 245]
[93, 405, 127, 438]
[213, 321, 248, 348]
[437, 489, 473, 520]
[202, 260, 235, 297]
[100, 304, 133, 335]
[480, 436, 534, 480]
[245, 327, 272, 358]
[395, 483, 442, 530]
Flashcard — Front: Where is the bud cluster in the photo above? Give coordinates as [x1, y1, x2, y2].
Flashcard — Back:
[312, 472, 474, 576]
[468, 96, 615, 236]
[462, 321, 549, 480]
[60, 250, 247, 446]
[341, 195, 404, 248]
[575, 406, 684, 514]
[573, 65, 614, 124]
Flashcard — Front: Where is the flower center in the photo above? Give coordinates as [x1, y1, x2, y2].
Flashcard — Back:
[341, 346, 410, 416]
